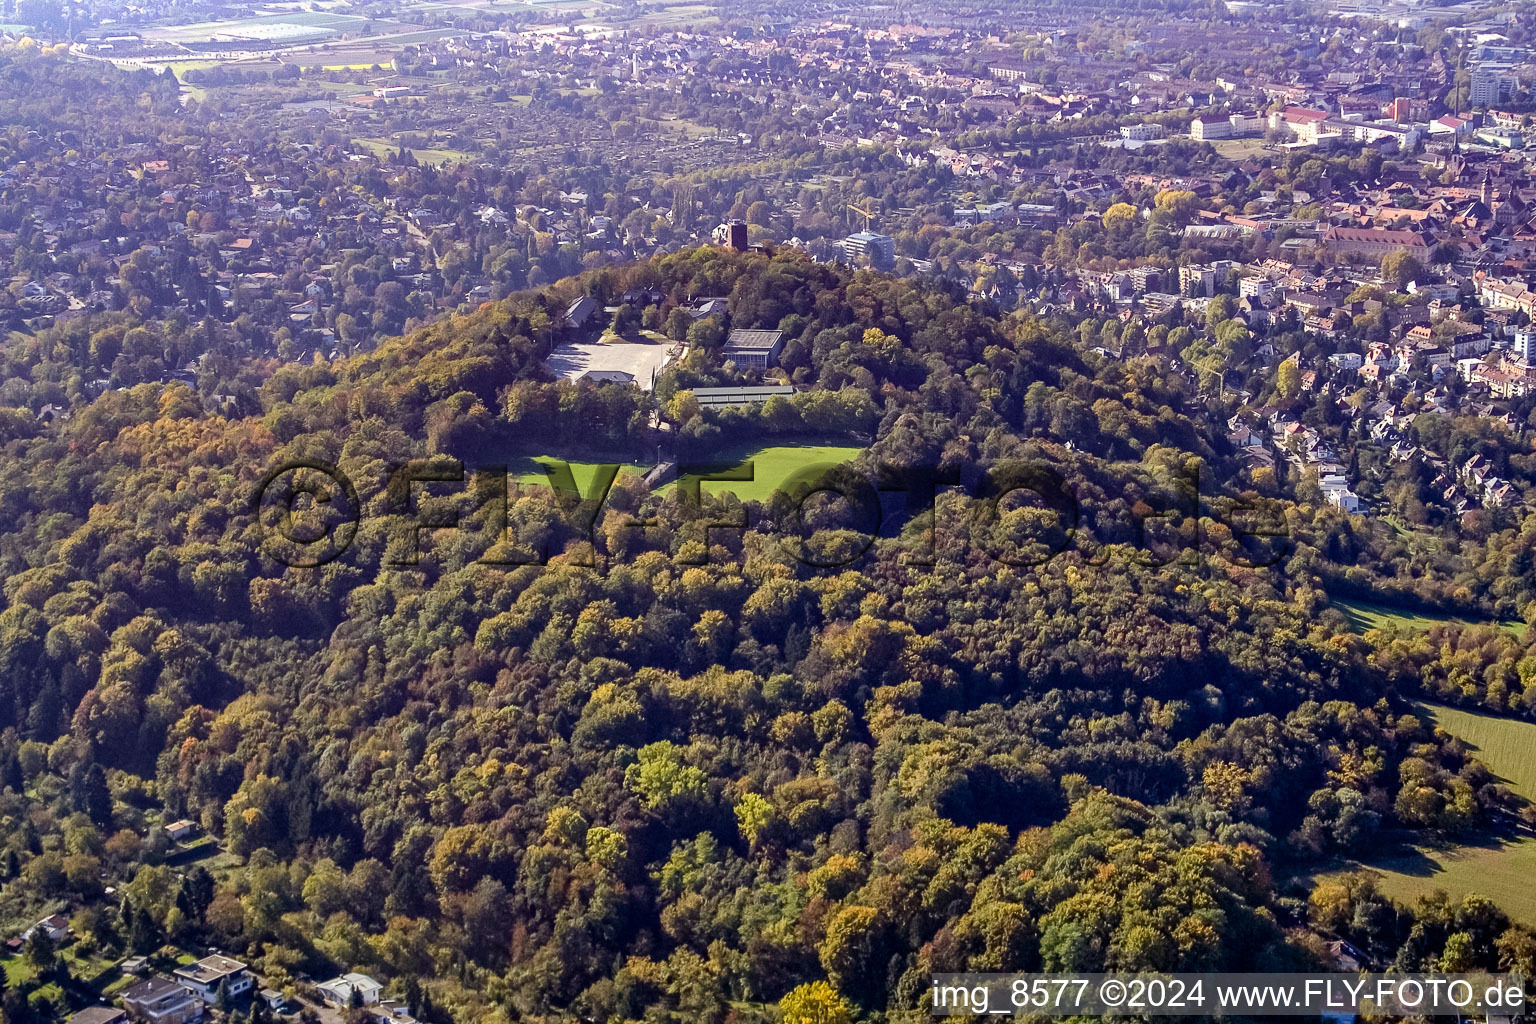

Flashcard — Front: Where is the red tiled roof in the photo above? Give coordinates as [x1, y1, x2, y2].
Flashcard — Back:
[1324, 226, 1428, 247]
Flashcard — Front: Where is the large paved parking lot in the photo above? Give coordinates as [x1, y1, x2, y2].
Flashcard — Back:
[546, 339, 678, 391]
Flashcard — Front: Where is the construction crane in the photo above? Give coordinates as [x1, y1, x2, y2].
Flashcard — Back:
[847, 199, 877, 232]
[1193, 353, 1228, 401]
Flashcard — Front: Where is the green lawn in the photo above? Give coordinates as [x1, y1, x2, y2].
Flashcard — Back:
[4, 958, 36, 988]
[1321, 703, 1536, 926]
[507, 443, 866, 503]
[1343, 835, 1536, 928]
[1208, 137, 1273, 161]
[683, 443, 865, 503]
[1331, 595, 1524, 636]
[355, 138, 478, 167]
[511, 457, 648, 491]
[1415, 702, 1536, 799]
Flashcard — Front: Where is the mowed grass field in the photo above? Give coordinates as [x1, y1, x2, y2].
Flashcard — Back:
[509, 443, 865, 502]
[1208, 137, 1273, 161]
[1416, 702, 1536, 799]
[355, 137, 479, 167]
[687, 443, 865, 502]
[1327, 702, 1536, 926]
[511, 457, 647, 490]
[1350, 839, 1536, 927]
[1331, 595, 1524, 636]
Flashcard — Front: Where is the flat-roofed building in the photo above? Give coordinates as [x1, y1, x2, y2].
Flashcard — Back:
[123, 976, 203, 1024]
[721, 330, 786, 370]
[691, 385, 797, 408]
[172, 955, 251, 1004]
[841, 231, 895, 268]
[69, 1009, 129, 1024]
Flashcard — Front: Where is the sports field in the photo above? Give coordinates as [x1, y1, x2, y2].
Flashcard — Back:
[686, 443, 865, 502]
[511, 457, 647, 490]
[510, 443, 865, 503]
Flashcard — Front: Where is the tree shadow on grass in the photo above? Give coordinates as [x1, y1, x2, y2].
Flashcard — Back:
[1349, 825, 1529, 879]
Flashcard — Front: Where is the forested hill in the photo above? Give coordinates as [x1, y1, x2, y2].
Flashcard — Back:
[0, 246, 1534, 1023]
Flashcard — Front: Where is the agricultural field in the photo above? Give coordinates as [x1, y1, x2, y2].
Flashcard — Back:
[281, 42, 409, 66]
[1323, 703, 1536, 927]
[628, 2, 721, 28]
[1345, 835, 1536, 929]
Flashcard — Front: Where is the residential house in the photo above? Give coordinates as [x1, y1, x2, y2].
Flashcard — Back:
[1320, 474, 1363, 513]
[123, 976, 204, 1024]
[24, 915, 70, 943]
[317, 973, 385, 1008]
[163, 820, 198, 843]
[173, 955, 252, 1004]
[70, 1010, 129, 1024]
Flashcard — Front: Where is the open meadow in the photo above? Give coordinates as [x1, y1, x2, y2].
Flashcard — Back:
[1319, 702, 1536, 926]
[1331, 595, 1524, 635]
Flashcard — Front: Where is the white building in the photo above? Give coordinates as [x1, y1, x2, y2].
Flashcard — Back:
[1514, 327, 1536, 363]
[317, 974, 384, 1008]
[1320, 474, 1362, 513]
[1470, 67, 1518, 107]
[1191, 117, 1233, 140]
[841, 231, 896, 268]
[173, 956, 252, 1004]
[1228, 112, 1266, 135]
[1406, 281, 1459, 301]
[1239, 277, 1275, 301]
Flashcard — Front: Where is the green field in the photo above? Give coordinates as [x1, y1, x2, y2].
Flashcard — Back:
[630, 3, 720, 27]
[511, 457, 647, 490]
[1416, 702, 1536, 799]
[509, 443, 866, 503]
[1208, 137, 1273, 161]
[1325, 703, 1536, 926]
[356, 137, 479, 167]
[1350, 838, 1536, 927]
[687, 443, 865, 502]
[1331, 595, 1524, 636]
